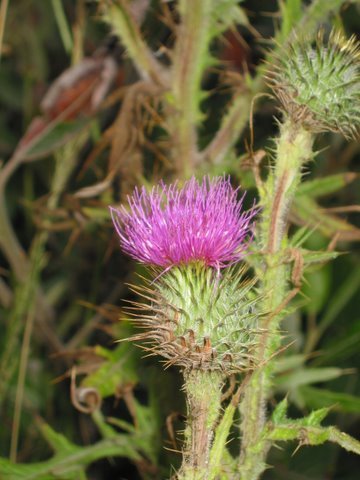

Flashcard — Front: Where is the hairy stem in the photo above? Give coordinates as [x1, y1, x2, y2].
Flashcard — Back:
[179, 370, 223, 480]
[238, 119, 314, 479]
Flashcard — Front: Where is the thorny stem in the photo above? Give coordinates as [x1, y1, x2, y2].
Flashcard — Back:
[179, 370, 223, 480]
[238, 119, 314, 479]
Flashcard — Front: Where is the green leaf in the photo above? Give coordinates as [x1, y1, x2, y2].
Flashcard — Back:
[82, 343, 139, 398]
[301, 249, 341, 265]
[40, 423, 77, 454]
[299, 386, 360, 414]
[304, 407, 331, 427]
[23, 119, 90, 160]
[266, 424, 360, 455]
[0, 433, 141, 480]
[210, 0, 248, 37]
[209, 400, 237, 480]
[272, 397, 289, 424]
[275, 367, 347, 391]
[296, 172, 357, 198]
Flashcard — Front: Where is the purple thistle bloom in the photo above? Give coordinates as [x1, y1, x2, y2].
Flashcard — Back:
[110, 176, 256, 269]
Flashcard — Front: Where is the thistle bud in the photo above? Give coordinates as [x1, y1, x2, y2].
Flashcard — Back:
[270, 30, 360, 139]
[131, 263, 260, 372]
[110, 176, 260, 373]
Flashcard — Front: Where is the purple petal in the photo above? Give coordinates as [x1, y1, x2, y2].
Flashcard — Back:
[110, 176, 257, 269]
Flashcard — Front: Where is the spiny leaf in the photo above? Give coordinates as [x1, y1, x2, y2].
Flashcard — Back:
[272, 397, 289, 424]
[266, 424, 360, 455]
[304, 407, 331, 427]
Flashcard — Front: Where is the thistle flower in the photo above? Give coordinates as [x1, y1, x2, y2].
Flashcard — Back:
[270, 30, 360, 139]
[110, 176, 260, 372]
[110, 176, 256, 270]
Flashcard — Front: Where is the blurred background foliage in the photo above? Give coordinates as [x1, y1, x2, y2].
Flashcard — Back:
[0, 0, 359, 479]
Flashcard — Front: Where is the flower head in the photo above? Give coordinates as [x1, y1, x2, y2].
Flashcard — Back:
[270, 30, 360, 139]
[110, 176, 256, 269]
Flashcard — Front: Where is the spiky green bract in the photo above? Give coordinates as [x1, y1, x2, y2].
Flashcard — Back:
[129, 263, 261, 373]
[270, 30, 360, 139]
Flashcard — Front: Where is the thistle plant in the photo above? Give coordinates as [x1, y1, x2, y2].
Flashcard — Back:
[111, 176, 259, 478]
[2, 3, 360, 480]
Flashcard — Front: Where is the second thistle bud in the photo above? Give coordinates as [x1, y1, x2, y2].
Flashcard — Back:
[270, 30, 360, 139]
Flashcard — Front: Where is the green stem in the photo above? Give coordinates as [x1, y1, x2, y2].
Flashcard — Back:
[171, 0, 212, 177]
[238, 119, 314, 479]
[266, 119, 314, 254]
[179, 370, 223, 480]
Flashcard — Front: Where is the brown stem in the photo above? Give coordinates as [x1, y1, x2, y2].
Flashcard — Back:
[179, 370, 223, 480]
